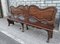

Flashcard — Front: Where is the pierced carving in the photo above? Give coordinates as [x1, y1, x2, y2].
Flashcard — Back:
[29, 16, 38, 23]
[18, 15, 25, 20]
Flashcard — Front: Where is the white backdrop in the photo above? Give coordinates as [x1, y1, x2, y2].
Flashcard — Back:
[1, 0, 8, 17]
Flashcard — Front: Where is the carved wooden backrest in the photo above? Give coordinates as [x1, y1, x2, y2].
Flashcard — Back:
[10, 5, 24, 15]
[10, 5, 29, 21]
[10, 5, 57, 26]
[29, 5, 57, 21]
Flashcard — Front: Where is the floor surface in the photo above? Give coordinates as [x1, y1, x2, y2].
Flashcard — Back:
[0, 18, 60, 44]
[0, 31, 21, 44]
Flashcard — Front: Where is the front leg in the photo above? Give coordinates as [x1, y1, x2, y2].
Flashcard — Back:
[7, 19, 14, 26]
[26, 25, 29, 30]
[7, 19, 11, 26]
[47, 30, 53, 43]
[21, 23, 24, 32]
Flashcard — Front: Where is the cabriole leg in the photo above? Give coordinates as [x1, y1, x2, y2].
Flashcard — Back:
[47, 30, 53, 43]
[21, 23, 24, 32]
[26, 25, 29, 30]
[7, 19, 14, 26]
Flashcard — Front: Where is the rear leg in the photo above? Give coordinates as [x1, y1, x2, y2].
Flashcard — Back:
[26, 25, 29, 30]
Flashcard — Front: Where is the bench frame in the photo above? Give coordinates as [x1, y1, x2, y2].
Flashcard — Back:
[7, 5, 57, 43]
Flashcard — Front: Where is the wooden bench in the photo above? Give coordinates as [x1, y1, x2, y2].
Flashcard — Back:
[7, 5, 57, 43]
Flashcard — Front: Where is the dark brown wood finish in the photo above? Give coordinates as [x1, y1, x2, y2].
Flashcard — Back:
[7, 5, 57, 43]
